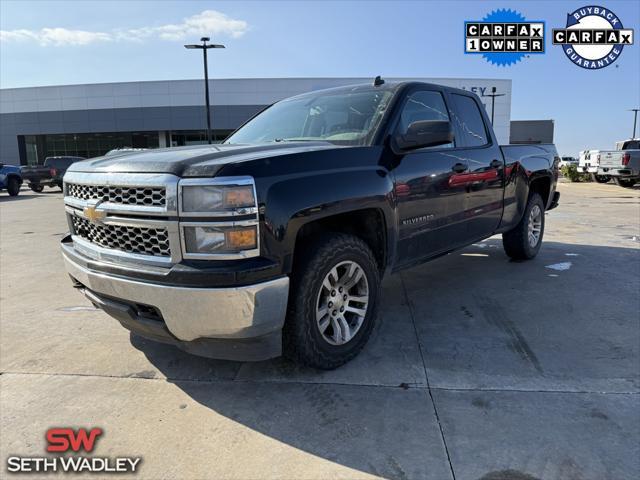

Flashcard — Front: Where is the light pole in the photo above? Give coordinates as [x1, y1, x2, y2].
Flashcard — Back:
[184, 37, 225, 144]
[483, 87, 505, 125]
[629, 109, 639, 138]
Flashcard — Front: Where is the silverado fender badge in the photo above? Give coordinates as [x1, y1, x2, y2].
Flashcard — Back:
[402, 214, 434, 226]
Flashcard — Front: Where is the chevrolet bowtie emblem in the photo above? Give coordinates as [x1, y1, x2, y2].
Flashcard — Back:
[83, 202, 106, 223]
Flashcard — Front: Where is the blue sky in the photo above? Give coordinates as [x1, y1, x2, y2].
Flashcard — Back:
[1, 0, 638, 156]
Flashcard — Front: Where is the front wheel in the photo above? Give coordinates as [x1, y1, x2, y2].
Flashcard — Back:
[7, 177, 21, 196]
[613, 177, 637, 188]
[502, 193, 545, 260]
[29, 184, 44, 193]
[283, 233, 380, 369]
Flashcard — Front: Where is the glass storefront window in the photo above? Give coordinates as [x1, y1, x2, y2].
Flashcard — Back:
[41, 132, 160, 160]
[170, 130, 233, 146]
[24, 135, 39, 165]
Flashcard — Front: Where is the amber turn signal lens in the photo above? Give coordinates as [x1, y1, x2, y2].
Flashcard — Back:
[224, 187, 255, 207]
[225, 227, 257, 249]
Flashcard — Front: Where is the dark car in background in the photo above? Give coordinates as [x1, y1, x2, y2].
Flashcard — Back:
[21, 156, 85, 192]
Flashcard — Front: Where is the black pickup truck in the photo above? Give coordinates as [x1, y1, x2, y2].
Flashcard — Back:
[61, 80, 559, 369]
[22, 156, 85, 192]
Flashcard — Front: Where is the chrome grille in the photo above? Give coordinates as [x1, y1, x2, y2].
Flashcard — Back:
[67, 183, 166, 207]
[71, 216, 170, 257]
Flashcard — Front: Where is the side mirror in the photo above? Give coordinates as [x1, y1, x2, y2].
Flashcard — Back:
[393, 120, 454, 152]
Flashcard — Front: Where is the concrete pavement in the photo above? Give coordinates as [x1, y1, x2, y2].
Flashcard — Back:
[1, 181, 638, 479]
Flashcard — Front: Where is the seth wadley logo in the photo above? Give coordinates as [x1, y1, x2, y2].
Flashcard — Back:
[6, 427, 142, 474]
[553, 5, 634, 69]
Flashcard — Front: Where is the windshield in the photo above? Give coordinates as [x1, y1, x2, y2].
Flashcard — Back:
[224, 88, 394, 146]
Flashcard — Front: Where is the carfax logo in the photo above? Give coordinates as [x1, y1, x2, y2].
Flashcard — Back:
[465, 9, 545, 66]
[553, 5, 634, 69]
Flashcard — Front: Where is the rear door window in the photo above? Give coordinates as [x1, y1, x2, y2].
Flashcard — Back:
[450, 94, 489, 147]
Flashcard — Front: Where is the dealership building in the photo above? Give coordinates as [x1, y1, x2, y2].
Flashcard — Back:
[0, 77, 512, 166]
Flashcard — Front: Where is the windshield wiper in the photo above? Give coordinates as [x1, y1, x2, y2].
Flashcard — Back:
[273, 138, 321, 142]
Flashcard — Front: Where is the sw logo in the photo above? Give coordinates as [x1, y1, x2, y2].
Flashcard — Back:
[553, 5, 634, 69]
[5, 427, 141, 474]
[465, 9, 546, 66]
[46, 427, 103, 452]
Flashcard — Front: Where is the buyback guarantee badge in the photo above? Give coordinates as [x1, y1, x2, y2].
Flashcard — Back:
[465, 9, 545, 66]
[553, 5, 634, 69]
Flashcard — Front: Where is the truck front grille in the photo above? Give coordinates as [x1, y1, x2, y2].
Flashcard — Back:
[67, 183, 166, 207]
[71, 216, 170, 257]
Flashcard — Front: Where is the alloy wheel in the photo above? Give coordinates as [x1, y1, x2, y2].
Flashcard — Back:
[315, 260, 369, 346]
[528, 204, 542, 247]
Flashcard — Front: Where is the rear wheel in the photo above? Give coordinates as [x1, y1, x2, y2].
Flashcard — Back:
[591, 174, 611, 183]
[613, 177, 637, 188]
[29, 184, 44, 193]
[284, 233, 380, 369]
[502, 193, 545, 260]
[7, 177, 20, 196]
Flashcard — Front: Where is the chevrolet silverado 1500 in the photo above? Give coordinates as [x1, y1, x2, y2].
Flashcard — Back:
[61, 80, 560, 369]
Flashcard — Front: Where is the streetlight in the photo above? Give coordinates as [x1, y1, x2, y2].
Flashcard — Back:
[629, 109, 639, 139]
[184, 37, 225, 144]
[483, 87, 505, 125]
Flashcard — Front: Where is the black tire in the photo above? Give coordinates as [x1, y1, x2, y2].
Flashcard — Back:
[591, 174, 611, 183]
[29, 184, 44, 193]
[613, 177, 637, 188]
[7, 177, 21, 196]
[283, 233, 380, 369]
[502, 192, 545, 260]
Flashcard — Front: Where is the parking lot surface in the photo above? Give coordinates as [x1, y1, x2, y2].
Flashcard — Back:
[1, 181, 639, 480]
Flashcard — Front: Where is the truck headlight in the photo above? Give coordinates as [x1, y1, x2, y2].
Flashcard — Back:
[179, 177, 259, 259]
[181, 184, 255, 213]
[183, 225, 257, 254]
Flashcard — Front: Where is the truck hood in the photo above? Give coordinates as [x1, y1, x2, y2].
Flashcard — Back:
[67, 142, 341, 177]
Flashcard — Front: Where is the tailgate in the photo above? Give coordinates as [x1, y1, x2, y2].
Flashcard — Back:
[599, 151, 623, 168]
[20, 167, 50, 181]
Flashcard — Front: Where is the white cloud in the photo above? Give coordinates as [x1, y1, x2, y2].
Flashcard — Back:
[0, 28, 111, 46]
[0, 10, 248, 46]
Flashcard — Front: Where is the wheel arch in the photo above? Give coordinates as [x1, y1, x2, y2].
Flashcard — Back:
[292, 208, 390, 276]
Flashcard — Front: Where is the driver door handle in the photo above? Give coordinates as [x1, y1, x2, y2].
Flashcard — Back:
[452, 163, 467, 173]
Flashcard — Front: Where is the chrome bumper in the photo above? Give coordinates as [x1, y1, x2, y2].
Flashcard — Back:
[62, 248, 289, 342]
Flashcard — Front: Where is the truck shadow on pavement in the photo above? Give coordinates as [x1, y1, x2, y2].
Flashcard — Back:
[129, 238, 639, 480]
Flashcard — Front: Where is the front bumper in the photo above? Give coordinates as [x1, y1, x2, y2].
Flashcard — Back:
[62, 245, 290, 361]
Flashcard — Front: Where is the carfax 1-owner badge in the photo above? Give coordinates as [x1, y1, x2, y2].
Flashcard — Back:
[465, 9, 545, 66]
[553, 5, 634, 69]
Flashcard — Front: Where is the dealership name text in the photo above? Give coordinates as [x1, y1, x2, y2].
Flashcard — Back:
[7, 456, 141, 473]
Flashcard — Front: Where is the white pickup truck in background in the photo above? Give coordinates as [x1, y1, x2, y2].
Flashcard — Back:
[596, 139, 640, 188]
[578, 149, 609, 183]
